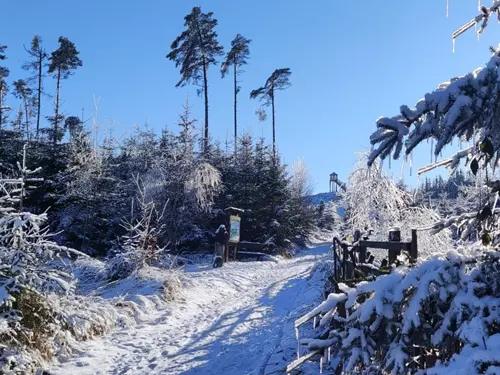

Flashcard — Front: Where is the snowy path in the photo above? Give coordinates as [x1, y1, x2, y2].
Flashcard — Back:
[51, 245, 330, 375]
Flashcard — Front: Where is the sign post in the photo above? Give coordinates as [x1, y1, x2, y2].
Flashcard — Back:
[224, 207, 244, 262]
[229, 215, 241, 243]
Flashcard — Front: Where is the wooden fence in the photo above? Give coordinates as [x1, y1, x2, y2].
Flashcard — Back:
[287, 229, 420, 374]
[333, 229, 418, 282]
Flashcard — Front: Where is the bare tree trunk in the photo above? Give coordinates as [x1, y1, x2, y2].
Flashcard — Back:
[54, 68, 61, 147]
[271, 89, 276, 157]
[19, 144, 27, 211]
[233, 60, 238, 157]
[202, 57, 209, 154]
[36, 53, 42, 138]
[24, 99, 30, 140]
[0, 82, 4, 129]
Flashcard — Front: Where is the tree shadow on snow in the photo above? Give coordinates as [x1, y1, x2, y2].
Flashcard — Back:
[161, 269, 312, 375]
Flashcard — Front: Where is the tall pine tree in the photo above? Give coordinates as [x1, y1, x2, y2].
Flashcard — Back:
[47, 37, 82, 146]
[250, 68, 291, 156]
[167, 7, 224, 154]
[23, 35, 47, 138]
[221, 34, 251, 156]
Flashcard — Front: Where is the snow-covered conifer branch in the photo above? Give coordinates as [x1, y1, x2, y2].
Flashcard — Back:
[368, 46, 500, 245]
[368, 46, 500, 170]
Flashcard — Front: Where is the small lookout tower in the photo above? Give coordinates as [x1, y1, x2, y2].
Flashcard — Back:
[329, 172, 346, 193]
[329, 172, 339, 192]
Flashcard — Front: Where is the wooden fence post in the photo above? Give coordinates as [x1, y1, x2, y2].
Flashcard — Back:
[410, 229, 418, 263]
[333, 238, 338, 282]
[359, 245, 367, 264]
[388, 227, 401, 265]
[342, 243, 348, 281]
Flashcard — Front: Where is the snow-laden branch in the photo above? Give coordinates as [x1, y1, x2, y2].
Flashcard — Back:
[452, 1, 500, 43]
[368, 46, 500, 170]
[417, 147, 474, 175]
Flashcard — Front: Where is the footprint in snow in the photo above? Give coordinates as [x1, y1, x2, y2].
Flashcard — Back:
[149, 362, 158, 370]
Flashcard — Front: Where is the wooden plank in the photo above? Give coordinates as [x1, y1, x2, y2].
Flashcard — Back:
[286, 350, 321, 374]
[333, 239, 338, 282]
[295, 313, 319, 329]
[233, 244, 239, 261]
[359, 240, 411, 251]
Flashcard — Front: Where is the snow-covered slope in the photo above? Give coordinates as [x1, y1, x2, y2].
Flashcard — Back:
[308, 191, 345, 218]
[49, 246, 331, 375]
[307, 192, 338, 205]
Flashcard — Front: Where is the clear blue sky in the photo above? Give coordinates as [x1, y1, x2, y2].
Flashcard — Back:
[2, 0, 499, 193]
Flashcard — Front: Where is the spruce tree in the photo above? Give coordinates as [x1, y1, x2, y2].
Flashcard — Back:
[221, 34, 251, 155]
[231, 134, 259, 240]
[47, 37, 82, 146]
[23, 35, 47, 138]
[53, 128, 126, 255]
[167, 7, 224, 154]
[260, 152, 291, 246]
[250, 68, 291, 156]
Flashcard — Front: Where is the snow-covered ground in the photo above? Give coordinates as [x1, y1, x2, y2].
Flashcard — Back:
[49, 245, 331, 375]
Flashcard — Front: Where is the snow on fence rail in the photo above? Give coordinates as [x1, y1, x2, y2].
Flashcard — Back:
[288, 277, 348, 374]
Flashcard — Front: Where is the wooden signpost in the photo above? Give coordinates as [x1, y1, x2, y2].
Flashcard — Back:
[224, 207, 244, 262]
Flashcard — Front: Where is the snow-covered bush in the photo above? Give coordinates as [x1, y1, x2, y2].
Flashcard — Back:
[0, 211, 85, 372]
[294, 247, 500, 374]
[285, 159, 316, 247]
[71, 256, 109, 292]
[345, 153, 451, 257]
[345, 153, 410, 237]
[0, 150, 121, 374]
[0, 208, 172, 373]
[106, 176, 167, 281]
[138, 102, 222, 252]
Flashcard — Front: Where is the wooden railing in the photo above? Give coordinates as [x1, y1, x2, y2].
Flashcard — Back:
[287, 229, 420, 374]
[332, 229, 418, 282]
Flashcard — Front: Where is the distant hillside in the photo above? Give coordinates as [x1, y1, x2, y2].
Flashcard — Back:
[307, 192, 340, 205]
[307, 192, 345, 218]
